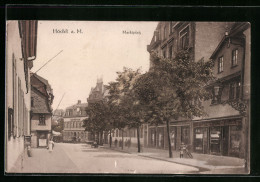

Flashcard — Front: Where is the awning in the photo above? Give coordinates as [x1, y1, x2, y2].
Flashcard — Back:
[52, 130, 61, 136]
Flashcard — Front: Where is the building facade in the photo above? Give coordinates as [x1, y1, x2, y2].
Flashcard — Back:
[30, 73, 54, 148]
[145, 22, 250, 159]
[192, 22, 250, 158]
[5, 20, 37, 172]
[63, 100, 89, 142]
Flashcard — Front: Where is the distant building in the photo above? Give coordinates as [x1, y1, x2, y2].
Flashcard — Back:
[87, 77, 109, 105]
[30, 73, 54, 148]
[63, 100, 89, 142]
[5, 20, 38, 172]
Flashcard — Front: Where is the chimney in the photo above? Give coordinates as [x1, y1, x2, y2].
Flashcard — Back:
[78, 100, 81, 104]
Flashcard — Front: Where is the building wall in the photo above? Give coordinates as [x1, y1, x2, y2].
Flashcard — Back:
[5, 21, 31, 172]
[194, 22, 229, 62]
[63, 116, 88, 142]
[31, 114, 52, 131]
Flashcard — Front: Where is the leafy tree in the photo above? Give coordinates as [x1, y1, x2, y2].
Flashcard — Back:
[107, 67, 146, 151]
[134, 49, 214, 158]
[84, 101, 110, 144]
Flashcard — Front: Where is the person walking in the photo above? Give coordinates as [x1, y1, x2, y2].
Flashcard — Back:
[48, 139, 54, 153]
[179, 142, 186, 158]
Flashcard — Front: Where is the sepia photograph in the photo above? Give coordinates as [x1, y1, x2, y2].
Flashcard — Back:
[5, 20, 250, 174]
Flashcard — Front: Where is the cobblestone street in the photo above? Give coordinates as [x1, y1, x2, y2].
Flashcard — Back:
[19, 143, 199, 174]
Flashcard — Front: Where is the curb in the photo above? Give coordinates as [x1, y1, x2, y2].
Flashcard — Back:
[102, 146, 209, 172]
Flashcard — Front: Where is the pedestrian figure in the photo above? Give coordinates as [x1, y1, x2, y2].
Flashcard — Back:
[129, 138, 131, 148]
[125, 139, 128, 147]
[119, 139, 122, 147]
[179, 142, 186, 158]
[115, 139, 118, 147]
[49, 139, 54, 153]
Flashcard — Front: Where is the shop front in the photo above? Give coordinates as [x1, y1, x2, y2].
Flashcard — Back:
[148, 122, 191, 151]
[37, 131, 49, 147]
[193, 118, 243, 157]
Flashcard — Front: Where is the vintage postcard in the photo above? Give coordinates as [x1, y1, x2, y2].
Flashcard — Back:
[5, 20, 250, 174]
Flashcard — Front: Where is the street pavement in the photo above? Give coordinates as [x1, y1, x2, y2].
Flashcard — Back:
[103, 144, 247, 174]
[19, 143, 199, 174]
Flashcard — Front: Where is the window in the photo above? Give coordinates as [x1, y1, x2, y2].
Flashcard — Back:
[229, 81, 241, 100]
[232, 49, 238, 67]
[180, 26, 189, 50]
[163, 50, 166, 58]
[169, 22, 173, 34]
[169, 45, 173, 59]
[31, 97, 34, 107]
[164, 26, 167, 40]
[218, 56, 224, 73]
[8, 108, 14, 140]
[39, 114, 46, 125]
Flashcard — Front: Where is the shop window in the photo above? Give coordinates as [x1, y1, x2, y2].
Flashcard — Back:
[179, 26, 189, 50]
[210, 127, 221, 154]
[231, 49, 238, 67]
[170, 127, 176, 150]
[39, 114, 46, 125]
[230, 125, 242, 157]
[218, 56, 224, 73]
[181, 126, 190, 145]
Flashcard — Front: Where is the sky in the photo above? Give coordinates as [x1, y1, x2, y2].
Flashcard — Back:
[31, 21, 158, 110]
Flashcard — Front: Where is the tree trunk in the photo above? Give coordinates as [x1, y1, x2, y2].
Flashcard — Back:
[166, 119, 173, 158]
[137, 126, 141, 153]
[121, 130, 124, 150]
[109, 130, 112, 148]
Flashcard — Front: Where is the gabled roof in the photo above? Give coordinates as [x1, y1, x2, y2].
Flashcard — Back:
[31, 72, 53, 94]
[31, 86, 52, 114]
[66, 102, 88, 110]
[210, 22, 250, 60]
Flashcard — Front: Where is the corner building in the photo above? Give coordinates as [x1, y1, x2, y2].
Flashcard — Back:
[146, 22, 250, 159]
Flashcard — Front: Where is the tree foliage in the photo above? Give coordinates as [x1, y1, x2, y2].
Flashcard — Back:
[134, 49, 215, 120]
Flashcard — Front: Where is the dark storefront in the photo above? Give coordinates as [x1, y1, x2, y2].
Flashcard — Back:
[193, 118, 243, 157]
[148, 123, 191, 150]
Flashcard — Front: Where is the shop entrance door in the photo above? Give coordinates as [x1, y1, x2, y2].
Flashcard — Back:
[202, 128, 208, 154]
[222, 126, 229, 156]
[210, 127, 221, 155]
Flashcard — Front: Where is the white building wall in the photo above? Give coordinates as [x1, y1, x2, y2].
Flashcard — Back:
[5, 21, 31, 172]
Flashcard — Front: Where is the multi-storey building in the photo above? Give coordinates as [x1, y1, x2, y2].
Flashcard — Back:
[5, 20, 37, 172]
[63, 100, 89, 142]
[192, 22, 250, 158]
[30, 73, 54, 148]
[145, 22, 250, 160]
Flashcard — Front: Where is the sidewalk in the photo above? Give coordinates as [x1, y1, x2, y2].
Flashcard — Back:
[102, 144, 248, 174]
[18, 145, 79, 173]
